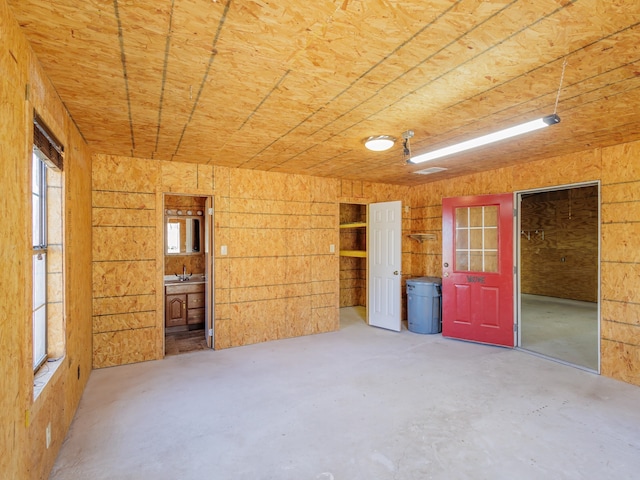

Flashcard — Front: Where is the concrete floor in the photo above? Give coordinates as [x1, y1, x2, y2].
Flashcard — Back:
[50, 307, 640, 480]
[520, 294, 599, 371]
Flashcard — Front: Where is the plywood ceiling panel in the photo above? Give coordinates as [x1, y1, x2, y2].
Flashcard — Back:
[7, 0, 640, 185]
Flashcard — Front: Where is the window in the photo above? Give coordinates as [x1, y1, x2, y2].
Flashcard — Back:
[32, 153, 48, 369]
[32, 114, 64, 372]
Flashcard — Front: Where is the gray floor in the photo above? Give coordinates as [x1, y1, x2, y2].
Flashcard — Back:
[521, 294, 599, 371]
[50, 307, 640, 480]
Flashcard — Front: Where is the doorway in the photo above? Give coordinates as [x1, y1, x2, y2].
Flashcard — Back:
[163, 194, 214, 355]
[338, 201, 402, 331]
[517, 184, 600, 371]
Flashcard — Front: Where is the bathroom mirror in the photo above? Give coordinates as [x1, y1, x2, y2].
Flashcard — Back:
[166, 216, 202, 255]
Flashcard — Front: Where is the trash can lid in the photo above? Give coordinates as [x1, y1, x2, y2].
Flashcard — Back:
[406, 276, 442, 285]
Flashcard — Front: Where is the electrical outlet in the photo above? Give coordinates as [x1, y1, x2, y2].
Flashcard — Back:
[46, 422, 51, 449]
[329, 244, 335, 253]
[221, 245, 227, 256]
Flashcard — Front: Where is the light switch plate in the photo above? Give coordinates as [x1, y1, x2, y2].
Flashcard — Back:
[330, 244, 335, 253]
[221, 245, 227, 256]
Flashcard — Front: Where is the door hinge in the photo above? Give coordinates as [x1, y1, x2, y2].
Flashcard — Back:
[513, 207, 517, 217]
[513, 323, 518, 333]
[208, 329, 213, 337]
[513, 265, 517, 275]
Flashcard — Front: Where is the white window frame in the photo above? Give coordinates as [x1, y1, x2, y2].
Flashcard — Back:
[32, 151, 48, 371]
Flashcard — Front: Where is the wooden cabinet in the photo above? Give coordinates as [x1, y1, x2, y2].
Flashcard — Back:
[165, 282, 205, 330]
[165, 294, 187, 327]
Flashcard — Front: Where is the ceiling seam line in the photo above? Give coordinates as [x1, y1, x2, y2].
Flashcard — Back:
[408, 45, 640, 152]
[446, 21, 640, 112]
[154, 0, 176, 157]
[113, 0, 135, 155]
[268, 0, 573, 169]
[410, 65, 640, 154]
[302, 0, 524, 141]
[173, 0, 232, 158]
[240, 0, 466, 164]
[296, 0, 614, 159]
[238, 70, 291, 131]
[309, 0, 582, 146]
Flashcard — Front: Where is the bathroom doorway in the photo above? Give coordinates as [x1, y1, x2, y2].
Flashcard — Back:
[517, 183, 600, 371]
[163, 194, 214, 355]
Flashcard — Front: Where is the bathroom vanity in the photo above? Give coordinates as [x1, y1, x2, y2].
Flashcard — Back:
[165, 280, 205, 331]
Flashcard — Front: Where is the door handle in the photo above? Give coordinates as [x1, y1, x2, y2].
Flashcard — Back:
[444, 272, 449, 277]
[393, 271, 399, 275]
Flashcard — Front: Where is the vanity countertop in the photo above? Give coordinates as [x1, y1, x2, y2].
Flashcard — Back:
[164, 275, 206, 286]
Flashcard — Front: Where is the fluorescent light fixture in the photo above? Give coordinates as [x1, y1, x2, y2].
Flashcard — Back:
[408, 114, 560, 164]
[364, 135, 396, 151]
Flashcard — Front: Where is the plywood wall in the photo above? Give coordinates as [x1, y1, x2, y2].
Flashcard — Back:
[0, 1, 93, 478]
[600, 141, 640, 386]
[408, 145, 640, 387]
[91, 156, 345, 365]
[91, 167, 412, 365]
[91, 156, 162, 368]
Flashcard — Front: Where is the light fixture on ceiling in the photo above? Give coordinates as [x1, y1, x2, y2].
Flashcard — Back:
[364, 135, 396, 151]
[407, 114, 561, 164]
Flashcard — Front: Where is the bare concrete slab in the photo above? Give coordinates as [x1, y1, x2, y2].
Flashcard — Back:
[50, 307, 640, 480]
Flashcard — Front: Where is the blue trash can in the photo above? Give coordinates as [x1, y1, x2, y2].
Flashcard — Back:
[406, 277, 442, 334]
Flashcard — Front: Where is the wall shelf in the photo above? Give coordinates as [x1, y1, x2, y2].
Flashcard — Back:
[340, 250, 367, 258]
[408, 233, 436, 243]
[340, 222, 367, 229]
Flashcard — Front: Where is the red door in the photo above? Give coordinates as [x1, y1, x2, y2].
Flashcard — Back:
[442, 193, 514, 347]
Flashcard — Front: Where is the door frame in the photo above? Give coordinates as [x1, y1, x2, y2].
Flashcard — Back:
[161, 193, 215, 354]
[514, 181, 601, 373]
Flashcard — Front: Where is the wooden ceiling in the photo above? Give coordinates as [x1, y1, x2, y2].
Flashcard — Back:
[8, 0, 640, 185]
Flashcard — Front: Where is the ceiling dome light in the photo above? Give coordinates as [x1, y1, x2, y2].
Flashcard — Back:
[364, 135, 396, 151]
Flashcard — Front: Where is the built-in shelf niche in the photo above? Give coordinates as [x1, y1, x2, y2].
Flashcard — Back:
[339, 203, 367, 307]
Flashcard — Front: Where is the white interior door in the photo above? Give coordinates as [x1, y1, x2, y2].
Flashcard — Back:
[368, 200, 402, 331]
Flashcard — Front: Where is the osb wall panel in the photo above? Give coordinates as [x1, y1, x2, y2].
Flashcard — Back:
[0, 4, 30, 473]
[520, 187, 598, 302]
[91, 155, 160, 368]
[165, 255, 206, 277]
[92, 155, 159, 193]
[600, 141, 640, 386]
[90, 157, 192, 368]
[93, 328, 158, 368]
[216, 169, 339, 348]
[408, 204, 443, 279]
[340, 257, 366, 307]
[1, 2, 94, 478]
[93, 156, 341, 359]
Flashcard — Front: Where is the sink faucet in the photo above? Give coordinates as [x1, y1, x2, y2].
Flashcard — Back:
[175, 264, 192, 281]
